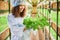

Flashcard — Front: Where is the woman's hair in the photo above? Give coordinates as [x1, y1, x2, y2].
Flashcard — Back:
[12, 5, 26, 17]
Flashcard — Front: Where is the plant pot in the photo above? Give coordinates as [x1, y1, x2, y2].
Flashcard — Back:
[30, 29, 38, 36]
[23, 29, 31, 40]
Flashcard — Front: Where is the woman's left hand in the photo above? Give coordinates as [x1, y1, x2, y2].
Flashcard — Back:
[23, 27, 26, 32]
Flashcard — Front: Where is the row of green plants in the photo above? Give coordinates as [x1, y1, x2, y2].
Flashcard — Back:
[40, 8, 60, 26]
[0, 16, 8, 33]
[40, 8, 60, 40]
[50, 27, 60, 40]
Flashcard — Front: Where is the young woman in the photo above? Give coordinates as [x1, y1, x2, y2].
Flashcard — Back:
[8, 4, 26, 40]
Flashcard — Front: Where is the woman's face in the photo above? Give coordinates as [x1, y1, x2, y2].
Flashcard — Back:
[19, 5, 25, 12]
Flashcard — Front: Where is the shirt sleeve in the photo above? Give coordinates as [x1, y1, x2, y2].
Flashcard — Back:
[7, 14, 25, 28]
[7, 14, 18, 28]
[8, 15, 15, 25]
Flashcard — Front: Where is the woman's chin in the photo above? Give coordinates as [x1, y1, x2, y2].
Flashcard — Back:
[20, 11, 22, 12]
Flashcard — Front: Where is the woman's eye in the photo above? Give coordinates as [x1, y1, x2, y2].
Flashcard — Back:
[20, 6, 24, 9]
[20, 7, 22, 8]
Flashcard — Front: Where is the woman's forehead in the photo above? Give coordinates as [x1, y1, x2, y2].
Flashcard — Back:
[20, 4, 25, 6]
[20, 6, 25, 8]
[19, 5, 25, 7]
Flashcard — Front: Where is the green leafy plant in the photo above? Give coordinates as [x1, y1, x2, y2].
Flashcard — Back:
[23, 16, 50, 30]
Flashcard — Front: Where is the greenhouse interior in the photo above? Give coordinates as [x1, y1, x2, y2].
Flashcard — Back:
[0, 0, 60, 40]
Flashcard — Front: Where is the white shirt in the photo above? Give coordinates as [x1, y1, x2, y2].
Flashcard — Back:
[7, 13, 25, 40]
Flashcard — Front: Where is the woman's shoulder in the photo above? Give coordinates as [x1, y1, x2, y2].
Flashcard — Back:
[8, 13, 14, 18]
[7, 13, 15, 20]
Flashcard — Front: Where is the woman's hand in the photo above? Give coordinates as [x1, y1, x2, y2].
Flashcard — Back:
[23, 27, 26, 32]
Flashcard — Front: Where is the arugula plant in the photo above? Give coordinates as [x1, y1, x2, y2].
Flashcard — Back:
[23, 15, 50, 30]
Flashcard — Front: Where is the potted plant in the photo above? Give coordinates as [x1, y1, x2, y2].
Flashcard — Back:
[23, 15, 50, 35]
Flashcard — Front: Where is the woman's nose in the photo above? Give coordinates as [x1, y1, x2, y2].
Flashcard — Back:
[20, 6, 24, 9]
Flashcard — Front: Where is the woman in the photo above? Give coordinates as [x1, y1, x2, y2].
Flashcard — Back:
[7, 4, 27, 40]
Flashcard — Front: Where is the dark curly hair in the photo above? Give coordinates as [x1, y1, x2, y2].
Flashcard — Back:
[12, 5, 26, 17]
